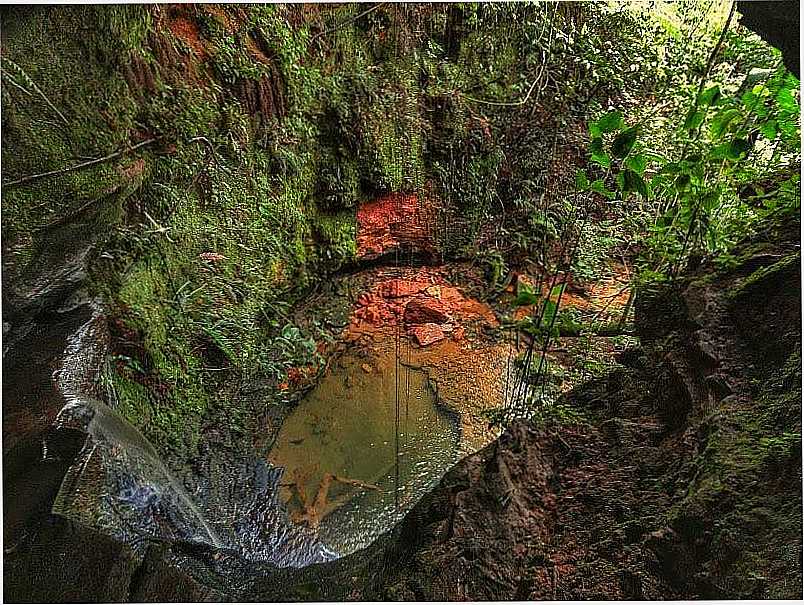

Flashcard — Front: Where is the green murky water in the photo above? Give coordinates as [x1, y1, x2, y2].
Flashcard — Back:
[269, 346, 460, 556]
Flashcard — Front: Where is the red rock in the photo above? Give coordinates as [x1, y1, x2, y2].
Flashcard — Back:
[356, 193, 436, 259]
[377, 279, 429, 299]
[287, 367, 304, 385]
[452, 326, 466, 342]
[404, 296, 450, 325]
[409, 323, 446, 346]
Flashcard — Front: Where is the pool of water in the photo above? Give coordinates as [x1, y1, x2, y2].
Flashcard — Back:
[268, 343, 460, 556]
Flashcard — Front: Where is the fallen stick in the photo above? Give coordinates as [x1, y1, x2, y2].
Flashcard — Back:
[3, 138, 158, 189]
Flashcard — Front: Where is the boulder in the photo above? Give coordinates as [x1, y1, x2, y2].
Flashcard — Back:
[404, 296, 450, 325]
[377, 279, 430, 299]
[409, 323, 446, 346]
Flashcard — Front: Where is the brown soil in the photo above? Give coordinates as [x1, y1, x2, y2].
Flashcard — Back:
[165, 10, 209, 59]
[512, 261, 631, 322]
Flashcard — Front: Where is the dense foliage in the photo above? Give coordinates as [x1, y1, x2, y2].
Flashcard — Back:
[1, 2, 798, 459]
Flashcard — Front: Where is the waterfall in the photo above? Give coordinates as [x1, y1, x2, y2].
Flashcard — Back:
[50, 305, 333, 566]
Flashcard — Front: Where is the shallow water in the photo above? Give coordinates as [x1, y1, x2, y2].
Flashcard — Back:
[269, 344, 460, 556]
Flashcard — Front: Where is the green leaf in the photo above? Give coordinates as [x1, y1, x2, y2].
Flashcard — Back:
[674, 173, 691, 191]
[778, 116, 799, 140]
[760, 119, 778, 140]
[542, 299, 558, 326]
[514, 290, 539, 307]
[683, 108, 706, 131]
[776, 86, 799, 112]
[591, 151, 611, 168]
[625, 153, 647, 175]
[550, 283, 566, 299]
[701, 188, 721, 212]
[697, 85, 721, 107]
[589, 179, 616, 199]
[710, 138, 751, 161]
[742, 90, 769, 117]
[597, 110, 623, 133]
[709, 108, 741, 138]
[622, 169, 648, 197]
[514, 283, 539, 307]
[611, 126, 638, 158]
[575, 169, 589, 190]
[649, 173, 668, 192]
[741, 90, 759, 108]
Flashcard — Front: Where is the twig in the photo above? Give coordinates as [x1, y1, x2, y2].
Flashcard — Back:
[308, 3, 385, 45]
[1, 59, 69, 127]
[460, 75, 542, 107]
[3, 138, 158, 189]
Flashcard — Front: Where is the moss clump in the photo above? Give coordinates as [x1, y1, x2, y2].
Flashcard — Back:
[727, 251, 801, 302]
[666, 324, 801, 598]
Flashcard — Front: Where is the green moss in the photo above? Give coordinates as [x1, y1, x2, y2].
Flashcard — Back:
[2, 3, 678, 465]
[728, 251, 801, 302]
[668, 348, 802, 598]
[311, 209, 357, 266]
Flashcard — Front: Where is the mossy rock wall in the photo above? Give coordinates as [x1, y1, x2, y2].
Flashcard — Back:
[1, 4, 658, 461]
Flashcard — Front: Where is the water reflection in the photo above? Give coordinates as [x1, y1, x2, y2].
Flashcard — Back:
[269, 346, 460, 556]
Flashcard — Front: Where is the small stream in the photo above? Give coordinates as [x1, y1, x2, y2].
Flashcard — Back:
[269, 344, 460, 556]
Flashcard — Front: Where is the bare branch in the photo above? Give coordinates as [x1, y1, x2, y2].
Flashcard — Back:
[3, 138, 158, 189]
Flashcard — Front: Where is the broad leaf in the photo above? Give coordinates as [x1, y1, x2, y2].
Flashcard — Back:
[590, 179, 616, 199]
[625, 153, 647, 175]
[697, 85, 721, 107]
[597, 110, 623, 133]
[710, 138, 750, 161]
[591, 151, 611, 168]
[550, 283, 566, 299]
[611, 126, 638, 158]
[760, 119, 778, 140]
[683, 108, 706, 131]
[776, 86, 799, 112]
[710, 108, 741, 139]
[622, 169, 648, 197]
[701, 188, 721, 212]
[575, 169, 589, 190]
[514, 283, 539, 307]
